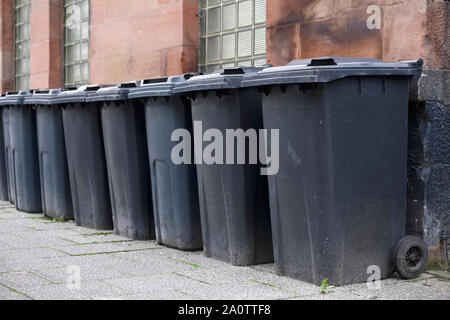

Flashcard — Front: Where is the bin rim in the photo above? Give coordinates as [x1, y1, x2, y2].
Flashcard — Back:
[24, 88, 78, 105]
[173, 67, 262, 94]
[51, 84, 113, 104]
[0, 90, 32, 106]
[128, 73, 200, 99]
[85, 81, 141, 103]
[241, 57, 424, 87]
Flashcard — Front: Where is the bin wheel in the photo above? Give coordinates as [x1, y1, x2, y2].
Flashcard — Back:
[394, 236, 428, 279]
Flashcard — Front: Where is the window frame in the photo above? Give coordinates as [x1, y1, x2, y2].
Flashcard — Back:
[199, 0, 267, 73]
[14, 0, 31, 91]
[63, 0, 90, 87]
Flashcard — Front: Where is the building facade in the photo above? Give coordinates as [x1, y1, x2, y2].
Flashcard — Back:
[0, 0, 448, 262]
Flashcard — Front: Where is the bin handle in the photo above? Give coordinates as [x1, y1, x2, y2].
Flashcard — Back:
[221, 67, 245, 75]
[85, 85, 101, 91]
[34, 89, 51, 94]
[398, 58, 424, 68]
[183, 73, 199, 80]
[142, 77, 169, 85]
[307, 58, 337, 67]
[119, 82, 138, 88]
[63, 86, 78, 91]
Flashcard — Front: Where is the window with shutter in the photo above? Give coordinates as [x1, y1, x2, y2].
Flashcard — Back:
[199, 0, 266, 73]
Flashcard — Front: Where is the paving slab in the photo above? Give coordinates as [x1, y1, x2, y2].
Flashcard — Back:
[120, 289, 197, 300]
[168, 266, 319, 298]
[148, 247, 236, 270]
[0, 270, 55, 293]
[0, 202, 448, 300]
[345, 277, 450, 300]
[48, 241, 161, 257]
[0, 221, 36, 233]
[18, 283, 90, 300]
[58, 232, 130, 244]
[111, 251, 211, 278]
[0, 231, 75, 249]
[72, 279, 134, 300]
[112, 248, 231, 273]
[100, 273, 295, 300]
[0, 256, 66, 274]
[0, 240, 13, 250]
[35, 255, 140, 282]
[0, 283, 32, 300]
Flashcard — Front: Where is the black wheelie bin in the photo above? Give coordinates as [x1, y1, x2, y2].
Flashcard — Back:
[0, 94, 10, 201]
[174, 68, 274, 266]
[128, 75, 202, 250]
[24, 89, 74, 220]
[55, 85, 113, 230]
[1, 94, 15, 204]
[242, 57, 426, 286]
[87, 83, 155, 240]
[0, 91, 41, 213]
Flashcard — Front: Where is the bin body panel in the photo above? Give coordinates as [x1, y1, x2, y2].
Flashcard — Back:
[9, 107, 42, 213]
[62, 103, 113, 230]
[145, 97, 202, 250]
[0, 111, 9, 201]
[192, 88, 273, 266]
[36, 107, 73, 220]
[3, 109, 15, 204]
[264, 77, 409, 286]
[101, 100, 154, 240]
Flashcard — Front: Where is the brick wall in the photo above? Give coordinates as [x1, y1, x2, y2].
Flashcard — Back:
[0, 0, 14, 93]
[89, 0, 198, 84]
[266, 0, 448, 70]
[29, 0, 63, 90]
[3, 0, 446, 87]
[0, 0, 199, 90]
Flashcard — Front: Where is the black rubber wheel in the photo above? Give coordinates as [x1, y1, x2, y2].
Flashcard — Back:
[394, 236, 428, 279]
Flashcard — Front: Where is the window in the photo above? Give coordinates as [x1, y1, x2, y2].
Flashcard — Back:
[199, 0, 266, 73]
[64, 0, 89, 87]
[14, 0, 31, 90]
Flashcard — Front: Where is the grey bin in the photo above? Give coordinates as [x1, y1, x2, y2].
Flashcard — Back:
[128, 74, 203, 250]
[0, 94, 10, 201]
[24, 89, 74, 220]
[54, 85, 113, 230]
[0, 91, 41, 213]
[173, 68, 274, 266]
[241, 57, 425, 286]
[87, 83, 155, 240]
[1, 98, 15, 204]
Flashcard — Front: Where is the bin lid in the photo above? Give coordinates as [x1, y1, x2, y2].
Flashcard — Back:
[128, 73, 199, 99]
[241, 57, 424, 87]
[173, 67, 262, 94]
[24, 88, 78, 105]
[0, 90, 32, 106]
[52, 84, 112, 104]
[85, 81, 141, 102]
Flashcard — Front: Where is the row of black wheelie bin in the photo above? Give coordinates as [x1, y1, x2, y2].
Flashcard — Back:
[0, 57, 428, 286]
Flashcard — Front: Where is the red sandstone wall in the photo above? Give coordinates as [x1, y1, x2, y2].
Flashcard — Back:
[1, 0, 447, 90]
[0, 0, 14, 92]
[266, 0, 449, 70]
[89, 0, 199, 84]
[29, 0, 63, 90]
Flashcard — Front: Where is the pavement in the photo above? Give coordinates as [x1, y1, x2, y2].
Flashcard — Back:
[0, 201, 449, 300]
